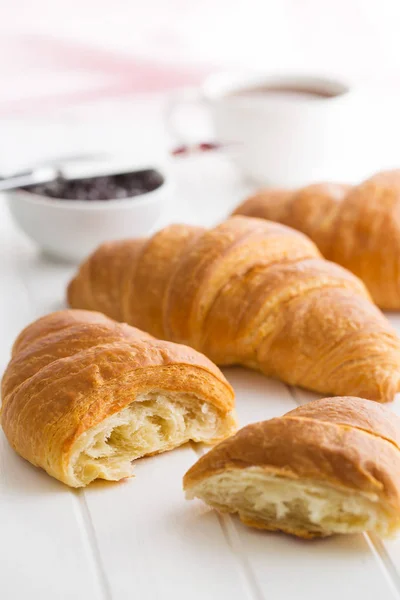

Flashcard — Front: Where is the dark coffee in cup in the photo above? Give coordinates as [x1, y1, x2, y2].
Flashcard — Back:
[228, 84, 343, 100]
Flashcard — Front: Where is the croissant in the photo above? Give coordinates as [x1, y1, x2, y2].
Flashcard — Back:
[1, 310, 236, 488]
[67, 216, 400, 403]
[183, 396, 400, 539]
[233, 170, 400, 309]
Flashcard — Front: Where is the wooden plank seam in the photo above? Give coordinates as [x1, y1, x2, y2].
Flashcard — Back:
[189, 440, 265, 600]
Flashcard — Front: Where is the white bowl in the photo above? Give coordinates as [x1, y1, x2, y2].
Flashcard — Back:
[6, 167, 172, 262]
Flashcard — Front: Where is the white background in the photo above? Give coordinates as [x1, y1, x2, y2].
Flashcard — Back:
[3, 2, 400, 598]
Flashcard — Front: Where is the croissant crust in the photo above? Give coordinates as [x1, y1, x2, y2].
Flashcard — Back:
[183, 397, 400, 539]
[68, 217, 400, 402]
[234, 170, 400, 309]
[1, 310, 236, 487]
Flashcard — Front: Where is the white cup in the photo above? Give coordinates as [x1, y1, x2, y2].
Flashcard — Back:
[168, 72, 363, 187]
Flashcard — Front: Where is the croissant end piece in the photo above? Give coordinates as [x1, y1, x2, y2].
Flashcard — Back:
[233, 170, 400, 309]
[183, 397, 400, 539]
[1, 310, 237, 488]
[68, 217, 400, 402]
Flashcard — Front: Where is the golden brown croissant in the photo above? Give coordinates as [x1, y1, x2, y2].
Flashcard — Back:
[1, 310, 236, 488]
[183, 396, 400, 539]
[68, 216, 400, 403]
[233, 170, 400, 309]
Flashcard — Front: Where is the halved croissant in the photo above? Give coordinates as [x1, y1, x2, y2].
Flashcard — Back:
[1, 310, 237, 488]
[68, 216, 400, 402]
[233, 170, 400, 309]
[183, 397, 400, 539]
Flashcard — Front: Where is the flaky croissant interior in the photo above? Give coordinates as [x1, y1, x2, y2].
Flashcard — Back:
[186, 468, 398, 538]
[69, 392, 233, 487]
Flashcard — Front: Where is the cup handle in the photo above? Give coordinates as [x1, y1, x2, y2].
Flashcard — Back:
[165, 87, 210, 146]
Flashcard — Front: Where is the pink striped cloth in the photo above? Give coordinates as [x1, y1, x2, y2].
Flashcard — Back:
[0, 35, 208, 116]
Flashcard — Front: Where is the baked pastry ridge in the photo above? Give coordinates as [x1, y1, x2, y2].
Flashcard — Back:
[67, 217, 400, 403]
[1, 310, 236, 487]
[233, 170, 400, 309]
[183, 396, 400, 539]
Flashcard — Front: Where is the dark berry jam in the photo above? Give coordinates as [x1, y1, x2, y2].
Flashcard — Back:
[21, 169, 164, 201]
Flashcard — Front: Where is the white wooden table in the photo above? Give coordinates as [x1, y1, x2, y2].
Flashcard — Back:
[3, 153, 400, 600]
